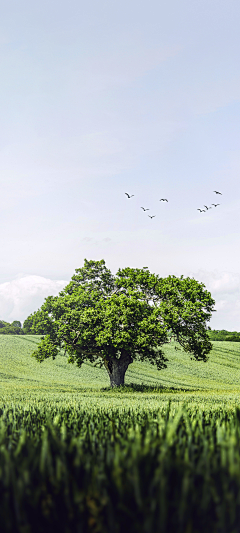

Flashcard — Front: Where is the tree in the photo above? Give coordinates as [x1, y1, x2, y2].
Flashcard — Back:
[23, 314, 43, 334]
[0, 320, 23, 335]
[0, 320, 9, 329]
[24, 312, 51, 335]
[11, 320, 22, 328]
[31, 259, 215, 387]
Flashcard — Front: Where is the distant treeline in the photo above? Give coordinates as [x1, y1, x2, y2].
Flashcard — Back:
[208, 329, 240, 342]
[0, 315, 38, 335]
[0, 320, 24, 335]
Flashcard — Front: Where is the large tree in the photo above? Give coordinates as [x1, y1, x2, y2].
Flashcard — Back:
[31, 259, 215, 387]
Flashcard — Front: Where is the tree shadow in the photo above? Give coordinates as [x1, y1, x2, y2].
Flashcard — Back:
[17, 336, 41, 344]
[100, 382, 196, 393]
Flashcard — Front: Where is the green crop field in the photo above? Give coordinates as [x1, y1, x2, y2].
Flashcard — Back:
[1, 335, 240, 532]
[1, 334, 240, 407]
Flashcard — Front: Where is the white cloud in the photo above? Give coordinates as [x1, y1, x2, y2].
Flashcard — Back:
[0, 275, 68, 324]
[188, 270, 240, 331]
[1, 270, 240, 331]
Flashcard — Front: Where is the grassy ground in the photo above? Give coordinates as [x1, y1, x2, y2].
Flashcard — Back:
[1, 335, 240, 409]
[1, 335, 240, 532]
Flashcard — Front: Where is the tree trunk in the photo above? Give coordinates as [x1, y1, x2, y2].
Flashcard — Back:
[106, 350, 132, 387]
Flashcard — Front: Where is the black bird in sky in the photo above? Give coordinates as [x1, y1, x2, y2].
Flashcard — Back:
[125, 193, 134, 198]
[141, 207, 149, 211]
[197, 209, 205, 212]
[212, 203, 220, 207]
[148, 215, 156, 219]
[159, 198, 168, 202]
[204, 205, 209, 210]
[213, 191, 222, 195]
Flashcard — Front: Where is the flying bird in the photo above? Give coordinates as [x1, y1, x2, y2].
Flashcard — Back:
[212, 203, 220, 207]
[125, 193, 134, 198]
[204, 205, 209, 210]
[197, 209, 205, 212]
[141, 207, 149, 211]
[213, 191, 222, 195]
[148, 215, 156, 219]
[159, 199, 168, 202]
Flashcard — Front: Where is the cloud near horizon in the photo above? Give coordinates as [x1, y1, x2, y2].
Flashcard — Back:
[0, 276, 68, 324]
[0, 270, 240, 331]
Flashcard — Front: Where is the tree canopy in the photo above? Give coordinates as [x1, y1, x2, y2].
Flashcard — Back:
[0, 320, 23, 335]
[23, 314, 46, 334]
[31, 259, 215, 386]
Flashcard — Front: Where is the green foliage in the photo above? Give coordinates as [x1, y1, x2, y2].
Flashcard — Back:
[11, 320, 21, 328]
[33, 334, 59, 362]
[208, 329, 240, 342]
[0, 320, 9, 328]
[23, 312, 45, 334]
[22, 314, 35, 333]
[0, 319, 23, 335]
[31, 259, 215, 385]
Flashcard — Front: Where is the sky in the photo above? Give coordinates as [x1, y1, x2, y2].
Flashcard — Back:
[0, 0, 240, 329]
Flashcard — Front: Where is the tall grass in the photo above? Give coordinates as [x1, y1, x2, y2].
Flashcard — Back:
[1, 403, 240, 532]
[2, 336, 240, 531]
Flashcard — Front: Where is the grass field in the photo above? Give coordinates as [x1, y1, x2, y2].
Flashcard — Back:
[1, 336, 240, 532]
[1, 334, 240, 408]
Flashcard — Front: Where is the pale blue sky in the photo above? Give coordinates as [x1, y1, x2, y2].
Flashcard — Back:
[0, 0, 240, 327]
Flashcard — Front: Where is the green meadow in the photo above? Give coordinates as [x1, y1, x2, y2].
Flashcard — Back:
[2, 335, 240, 532]
[1, 334, 240, 407]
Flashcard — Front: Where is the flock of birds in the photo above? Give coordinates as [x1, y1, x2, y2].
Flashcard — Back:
[125, 191, 222, 219]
